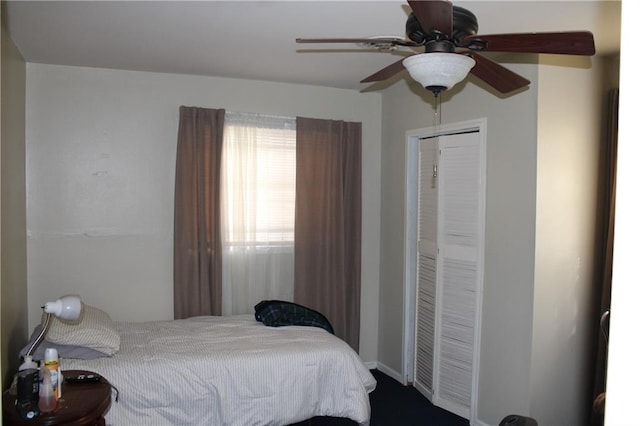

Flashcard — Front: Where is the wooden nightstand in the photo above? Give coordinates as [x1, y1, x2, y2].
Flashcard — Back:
[3, 370, 112, 426]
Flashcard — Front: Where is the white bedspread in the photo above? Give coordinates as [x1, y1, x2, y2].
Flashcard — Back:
[60, 314, 376, 426]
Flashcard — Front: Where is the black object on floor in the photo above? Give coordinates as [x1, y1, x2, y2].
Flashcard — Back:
[303, 369, 470, 426]
[499, 414, 538, 426]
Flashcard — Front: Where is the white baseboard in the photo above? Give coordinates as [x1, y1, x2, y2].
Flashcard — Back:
[364, 361, 378, 370]
[373, 361, 404, 384]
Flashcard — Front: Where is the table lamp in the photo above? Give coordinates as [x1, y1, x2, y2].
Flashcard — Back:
[19, 295, 83, 371]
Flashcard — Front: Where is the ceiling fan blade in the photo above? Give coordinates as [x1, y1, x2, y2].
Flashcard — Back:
[408, 0, 453, 37]
[469, 52, 530, 94]
[360, 58, 407, 83]
[463, 31, 595, 55]
[296, 37, 421, 47]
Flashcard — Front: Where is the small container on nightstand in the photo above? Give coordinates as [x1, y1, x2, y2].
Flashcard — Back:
[3, 369, 112, 426]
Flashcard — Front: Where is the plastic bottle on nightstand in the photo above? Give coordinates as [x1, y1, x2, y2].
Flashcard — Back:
[38, 368, 57, 413]
[43, 348, 60, 400]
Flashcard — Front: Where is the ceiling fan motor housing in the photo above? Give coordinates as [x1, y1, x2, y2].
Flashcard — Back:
[451, 6, 479, 45]
[406, 6, 478, 46]
[424, 40, 456, 53]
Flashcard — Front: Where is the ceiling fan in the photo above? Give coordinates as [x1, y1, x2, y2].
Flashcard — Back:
[296, 0, 596, 96]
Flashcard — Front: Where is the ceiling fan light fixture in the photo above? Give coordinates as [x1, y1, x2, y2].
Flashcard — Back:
[403, 53, 475, 95]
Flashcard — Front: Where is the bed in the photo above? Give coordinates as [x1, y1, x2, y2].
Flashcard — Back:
[31, 309, 376, 426]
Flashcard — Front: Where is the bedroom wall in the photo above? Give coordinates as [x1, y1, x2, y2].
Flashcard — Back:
[378, 52, 612, 425]
[24, 63, 382, 363]
[530, 54, 609, 425]
[377, 56, 539, 425]
[0, 10, 27, 389]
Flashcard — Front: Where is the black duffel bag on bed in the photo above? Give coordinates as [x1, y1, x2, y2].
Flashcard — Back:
[254, 300, 335, 334]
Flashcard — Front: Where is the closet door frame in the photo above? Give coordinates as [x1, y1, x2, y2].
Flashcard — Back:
[402, 118, 486, 423]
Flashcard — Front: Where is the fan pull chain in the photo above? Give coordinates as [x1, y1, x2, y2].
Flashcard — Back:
[431, 91, 442, 188]
[433, 92, 442, 136]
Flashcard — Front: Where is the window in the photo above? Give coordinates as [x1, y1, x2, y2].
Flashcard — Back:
[221, 112, 296, 314]
[222, 115, 296, 245]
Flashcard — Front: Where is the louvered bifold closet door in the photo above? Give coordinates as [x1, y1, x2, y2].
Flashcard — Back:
[433, 131, 482, 419]
[414, 137, 439, 399]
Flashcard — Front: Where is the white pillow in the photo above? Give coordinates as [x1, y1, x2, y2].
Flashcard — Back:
[45, 304, 120, 356]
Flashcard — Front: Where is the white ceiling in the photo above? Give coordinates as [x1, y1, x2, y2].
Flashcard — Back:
[5, 1, 621, 91]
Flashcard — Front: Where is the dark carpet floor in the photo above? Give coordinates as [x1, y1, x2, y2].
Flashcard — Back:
[304, 369, 470, 426]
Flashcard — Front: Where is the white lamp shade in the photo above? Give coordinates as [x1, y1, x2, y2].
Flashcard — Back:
[403, 52, 476, 91]
[44, 294, 83, 321]
[19, 294, 83, 370]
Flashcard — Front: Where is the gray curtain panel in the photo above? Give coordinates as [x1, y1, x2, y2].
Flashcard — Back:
[294, 116, 362, 351]
[174, 106, 225, 318]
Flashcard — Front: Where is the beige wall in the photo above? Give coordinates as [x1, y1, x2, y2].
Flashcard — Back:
[1, 7, 28, 389]
[24, 63, 382, 362]
[377, 52, 614, 425]
[531, 54, 609, 425]
[378, 57, 539, 424]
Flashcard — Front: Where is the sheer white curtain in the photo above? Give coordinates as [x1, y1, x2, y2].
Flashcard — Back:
[221, 112, 296, 315]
